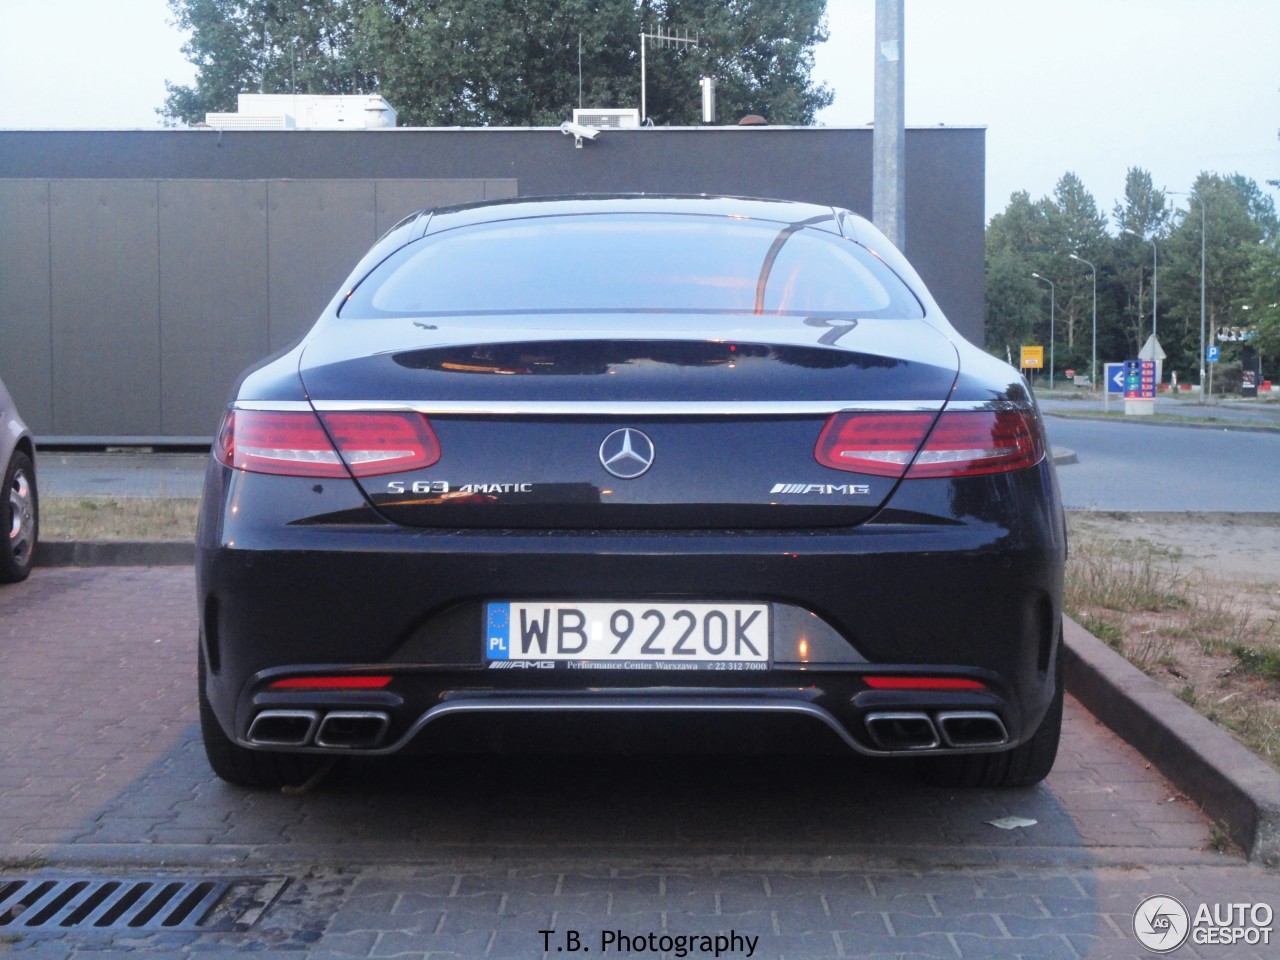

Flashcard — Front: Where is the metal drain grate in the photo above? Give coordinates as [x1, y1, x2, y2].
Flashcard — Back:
[0, 877, 288, 932]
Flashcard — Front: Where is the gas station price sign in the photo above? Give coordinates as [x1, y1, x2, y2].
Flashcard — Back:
[1124, 360, 1156, 400]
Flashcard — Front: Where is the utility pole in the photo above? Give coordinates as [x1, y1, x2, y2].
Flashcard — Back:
[873, 0, 905, 249]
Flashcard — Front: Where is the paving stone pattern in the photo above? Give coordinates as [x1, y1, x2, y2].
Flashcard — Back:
[1, 567, 1278, 958]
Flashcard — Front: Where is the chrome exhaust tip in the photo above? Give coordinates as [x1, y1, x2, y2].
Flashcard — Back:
[936, 711, 1009, 748]
[864, 711, 940, 751]
[315, 711, 391, 749]
[247, 709, 319, 746]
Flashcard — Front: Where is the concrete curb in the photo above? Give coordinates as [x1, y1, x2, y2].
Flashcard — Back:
[1049, 446, 1077, 466]
[1062, 616, 1280, 867]
[35, 540, 194, 567]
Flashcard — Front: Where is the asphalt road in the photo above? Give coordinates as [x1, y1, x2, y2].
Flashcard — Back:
[1043, 416, 1280, 512]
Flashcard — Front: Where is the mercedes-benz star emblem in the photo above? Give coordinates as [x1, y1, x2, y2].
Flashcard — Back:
[599, 428, 655, 479]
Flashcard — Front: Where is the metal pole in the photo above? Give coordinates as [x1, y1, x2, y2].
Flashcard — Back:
[1199, 199, 1207, 402]
[1171, 191, 1208, 402]
[1032, 273, 1055, 389]
[1152, 238, 1158, 340]
[640, 32, 647, 124]
[1091, 268, 1097, 390]
[1070, 254, 1097, 389]
[872, 0, 905, 249]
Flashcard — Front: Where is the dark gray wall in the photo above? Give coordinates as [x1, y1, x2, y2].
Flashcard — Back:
[0, 127, 983, 440]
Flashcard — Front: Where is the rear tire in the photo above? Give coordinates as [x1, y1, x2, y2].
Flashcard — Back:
[1, 450, 37, 583]
[199, 649, 326, 789]
[918, 656, 1063, 789]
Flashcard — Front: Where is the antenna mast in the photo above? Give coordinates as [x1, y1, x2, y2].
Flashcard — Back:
[639, 25, 699, 125]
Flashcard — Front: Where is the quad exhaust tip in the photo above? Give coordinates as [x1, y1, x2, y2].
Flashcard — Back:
[863, 710, 1009, 752]
[315, 711, 391, 749]
[246, 710, 319, 746]
[936, 711, 1009, 748]
[864, 712, 940, 751]
[246, 709, 391, 749]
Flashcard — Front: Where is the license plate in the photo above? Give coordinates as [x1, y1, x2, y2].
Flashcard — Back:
[485, 601, 770, 668]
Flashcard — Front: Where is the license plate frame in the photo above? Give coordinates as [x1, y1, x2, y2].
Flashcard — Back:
[484, 601, 770, 669]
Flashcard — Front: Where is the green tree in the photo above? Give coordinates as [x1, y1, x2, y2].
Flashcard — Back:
[1111, 168, 1168, 359]
[162, 0, 833, 127]
[1248, 239, 1280, 372]
[163, 1, 372, 124]
[1041, 172, 1110, 375]
[984, 190, 1051, 362]
[1160, 173, 1272, 384]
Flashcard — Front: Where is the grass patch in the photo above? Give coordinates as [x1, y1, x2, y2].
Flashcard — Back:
[1066, 516, 1280, 770]
[1077, 613, 1123, 650]
[1048, 409, 1271, 429]
[42, 497, 200, 541]
[1230, 644, 1280, 682]
[1066, 540, 1189, 613]
[1208, 819, 1233, 854]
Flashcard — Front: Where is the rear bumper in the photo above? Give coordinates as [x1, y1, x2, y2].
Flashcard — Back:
[197, 462, 1065, 759]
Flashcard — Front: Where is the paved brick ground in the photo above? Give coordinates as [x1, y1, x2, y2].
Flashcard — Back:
[1, 567, 1277, 958]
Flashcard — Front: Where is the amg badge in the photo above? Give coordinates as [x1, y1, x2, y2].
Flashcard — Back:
[771, 483, 871, 495]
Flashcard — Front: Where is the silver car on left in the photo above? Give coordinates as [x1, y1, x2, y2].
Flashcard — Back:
[0, 375, 37, 582]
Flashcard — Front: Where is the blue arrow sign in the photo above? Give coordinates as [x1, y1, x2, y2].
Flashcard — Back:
[1106, 362, 1125, 393]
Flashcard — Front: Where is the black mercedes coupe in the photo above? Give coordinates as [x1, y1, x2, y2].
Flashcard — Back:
[196, 196, 1066, 789]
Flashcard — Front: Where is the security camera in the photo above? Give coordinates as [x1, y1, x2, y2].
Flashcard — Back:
[559, 120, 600, 148]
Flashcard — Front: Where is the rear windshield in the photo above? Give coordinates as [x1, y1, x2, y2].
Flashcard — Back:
[340, 213, 924, 319]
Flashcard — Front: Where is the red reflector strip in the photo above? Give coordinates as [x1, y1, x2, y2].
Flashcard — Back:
[864, 676, 987, 691]
[269, 676, 393, 690]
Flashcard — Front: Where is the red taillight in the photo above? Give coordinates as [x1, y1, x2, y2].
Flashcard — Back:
[815, 412, 934, 477]
[268, 675, 393, 690]
[815, 410, 1044, 479]
[319, 412, 441, 476]
[215, 410, 440, 477]
[864, 676, 987, 691]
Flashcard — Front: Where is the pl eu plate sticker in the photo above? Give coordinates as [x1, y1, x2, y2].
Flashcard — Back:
[486, 603, 510, 659]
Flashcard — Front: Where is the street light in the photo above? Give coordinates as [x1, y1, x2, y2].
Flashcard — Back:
[1121, 227, 1158, 341]
[1069, 253, 1097, 389]
[1031, 272, 1055, 388]
[1169, 190, 1207, 402]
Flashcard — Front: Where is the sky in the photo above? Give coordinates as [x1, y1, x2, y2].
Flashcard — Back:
[1, 0, 1276, 224]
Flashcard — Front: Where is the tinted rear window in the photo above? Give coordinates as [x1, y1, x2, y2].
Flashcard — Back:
[340, 214, 924, 319]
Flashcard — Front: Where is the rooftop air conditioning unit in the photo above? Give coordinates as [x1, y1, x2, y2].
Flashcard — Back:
[572, 108, 641, 129]
[204, 112, 293, 130]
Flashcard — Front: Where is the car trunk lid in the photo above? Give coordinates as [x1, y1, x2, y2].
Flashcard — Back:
[296, 314, 960, 529]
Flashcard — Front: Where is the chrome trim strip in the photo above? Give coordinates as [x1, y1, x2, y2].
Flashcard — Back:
[303, 399, 946, 416]
[233, 400, 314, 412]
[943, 399, 1029, 412]
[235, 398, 1030, 416]
[238, 697, 1016, 758]
[399, 697, 866, 753]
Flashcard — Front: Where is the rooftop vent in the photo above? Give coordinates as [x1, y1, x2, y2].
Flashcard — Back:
[572, 108, 641, 129]
[205, 94, 397, 131]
